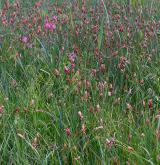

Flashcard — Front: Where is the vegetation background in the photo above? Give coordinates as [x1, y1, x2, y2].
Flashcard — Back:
[0, 0, 160, 164]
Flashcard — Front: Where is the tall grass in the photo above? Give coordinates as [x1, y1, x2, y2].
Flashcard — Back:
[0, 0, 160, 164]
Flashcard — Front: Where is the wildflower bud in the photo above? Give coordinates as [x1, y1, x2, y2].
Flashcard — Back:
[124, 16, 128, 21]
[84, 80, 90, 88]
[71, 63, 76, 71]
[99, 93, 104, 97]
[118, 56, 127, 71]
[53, 15, 58, 22]
[142, 100, 146, 108]
[108, 91, 112, 96]
[15, 108, 19, 113]
[148, 99, 153, 109]
[35, 2, 42, 8]
[96, 104, 101, 112]
[114, 97, 120, 105]
[44, 18, 56, 31]
[126, 103, 132, 110]
[128, 146, 134, 152]
[61, 47, 64, 53]
[89, 106, 94, 113]
[54, 69, 60, 76]
[65, 128, 71, 136]
[82, 91, 90, 101]
[146, 118, 150, 125]
[78, 111, 83, 120]
[109, 84, 113, 90]
[106, 138, 115, 149]
[91, 69, 97, 76]
[66, 76, 71, 84]
[140, 79, 144, 85]
[64, 66, 70, 74]
[81, 124, 86, 135]
[32, 136, 39, 149]
[69, 52, 77, 63]
[12, 80, 17, 87]
[37, 25, 42, 34]
[119, 25, 124, 32]
[100, 64, 106, 72]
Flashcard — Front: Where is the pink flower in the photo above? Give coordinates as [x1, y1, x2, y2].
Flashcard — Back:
[106, 138, 116, 149]
[50, 23, 56, 31]
[44, 22, 51, 30]
[44, 17, 56, 31]
[69, 52, 77, 63]
[52, 15, 58, 22]
[21, 36, 29, 43]
[65, 128, 71, 136]
[71, 63, 75, 70]
[148, 99, 153, 109]
[64, 66, 70, 74]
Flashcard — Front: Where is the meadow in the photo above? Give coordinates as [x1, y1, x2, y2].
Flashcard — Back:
[0, 0, 160, 164]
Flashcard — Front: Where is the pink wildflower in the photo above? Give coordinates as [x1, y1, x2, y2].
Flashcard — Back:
[148, 99, 153, 109]
[106, 138, 116, 149]
[69, 52, 77, 63]
[52, 15, 58, 22]
[44, 22, 51, 30]
[44, 17, 56, 31]
[49, 23, 56, 31]
[65, 128, 71, 136]
[64, 66, 71, 74]
[21, 36, 29, 43]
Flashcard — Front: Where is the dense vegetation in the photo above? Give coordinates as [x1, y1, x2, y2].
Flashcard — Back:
[0, 0, 160, 164]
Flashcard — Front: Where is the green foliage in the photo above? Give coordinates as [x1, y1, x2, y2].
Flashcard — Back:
[0, 0, 160, 164]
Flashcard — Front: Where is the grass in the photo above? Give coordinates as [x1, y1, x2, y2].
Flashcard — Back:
[0, 0, 160, 164]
